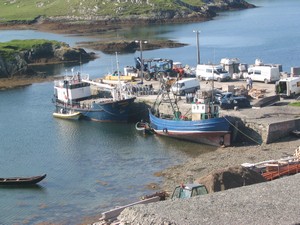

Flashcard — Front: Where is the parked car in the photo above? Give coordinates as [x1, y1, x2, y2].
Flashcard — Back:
[214, 92, 242, 104]
[220, 97, 251, 109]
[171, 78, 200, 96]
[196, 64, 231, 82]
[245, 64, 281, 84]
[275, 76, 300, 98]
[215, 91, 251, 109]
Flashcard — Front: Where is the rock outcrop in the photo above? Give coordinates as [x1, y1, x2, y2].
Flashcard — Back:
[0, 41, 96, 78]
[0, 54, 29, 78]
[78, 40, 187, 54]
[195, 166, 266, 193]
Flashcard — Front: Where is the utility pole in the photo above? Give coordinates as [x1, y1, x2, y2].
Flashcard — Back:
[135, 40, 147, 84]
[193, 30, 200, 65]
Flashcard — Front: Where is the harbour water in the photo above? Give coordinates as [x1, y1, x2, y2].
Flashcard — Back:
[0, 0, 300, 224]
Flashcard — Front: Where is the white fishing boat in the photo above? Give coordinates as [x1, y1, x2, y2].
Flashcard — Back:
[53, 53, 136, 122]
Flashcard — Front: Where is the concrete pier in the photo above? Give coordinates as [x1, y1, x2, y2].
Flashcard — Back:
[133, 85, 300, 145]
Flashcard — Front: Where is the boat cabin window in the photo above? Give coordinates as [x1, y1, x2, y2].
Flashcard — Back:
[172, 186, 191, 199]
[172, 187, 181, 198]
[179, 189, 191, 198]
[69, 82, 90, 89]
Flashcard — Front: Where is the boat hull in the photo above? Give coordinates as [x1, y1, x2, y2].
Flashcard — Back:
[53, 112, 82, 120]
[0, 174, 46, 186]
[56, 97, 136, 122]
[149, 110, 231, 146]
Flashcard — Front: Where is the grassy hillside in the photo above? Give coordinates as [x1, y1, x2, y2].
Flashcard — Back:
[0, 0, 205, 21]
[0, 39, 63, 58]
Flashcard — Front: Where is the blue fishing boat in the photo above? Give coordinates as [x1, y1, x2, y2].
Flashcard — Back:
[148, 79, 232, 146]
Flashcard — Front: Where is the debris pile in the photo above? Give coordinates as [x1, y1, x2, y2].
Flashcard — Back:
[248, 88, 267, 99]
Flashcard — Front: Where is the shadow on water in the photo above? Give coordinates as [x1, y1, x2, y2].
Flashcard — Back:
[0, 184, 46, 191]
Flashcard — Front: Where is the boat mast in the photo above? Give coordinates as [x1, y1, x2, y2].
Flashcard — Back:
[212, 65, 214, 102]
[116, 52, 121, 100]
[115, 52, 121, 88]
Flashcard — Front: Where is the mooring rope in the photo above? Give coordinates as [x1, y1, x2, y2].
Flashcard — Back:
[224, 116, 262, 145]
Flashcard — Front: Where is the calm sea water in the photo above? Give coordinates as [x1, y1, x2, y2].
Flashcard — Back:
[0, 0, 300, 224]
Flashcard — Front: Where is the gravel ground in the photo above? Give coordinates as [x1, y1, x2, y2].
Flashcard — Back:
[119, 173, 300, 225]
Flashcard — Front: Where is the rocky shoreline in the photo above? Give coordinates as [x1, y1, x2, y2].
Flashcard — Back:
[0, 0, 255, 36]
[0, 39, 96, 80]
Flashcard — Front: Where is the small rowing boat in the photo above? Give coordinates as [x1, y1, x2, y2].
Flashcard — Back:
[0, 174, 47, 186]
[135, 121, 154, 135]
[53, 111, 82, 120]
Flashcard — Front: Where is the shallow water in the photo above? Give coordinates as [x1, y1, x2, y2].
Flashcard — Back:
[0, 83, 212, 224]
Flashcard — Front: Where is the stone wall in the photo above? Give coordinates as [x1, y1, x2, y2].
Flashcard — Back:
[266, 119, 300, 144]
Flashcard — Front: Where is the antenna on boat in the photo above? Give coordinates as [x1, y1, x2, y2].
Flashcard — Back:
[116, 52, 121, 84]
[111, 56, 114, 75]
[79, 54, 82, 74]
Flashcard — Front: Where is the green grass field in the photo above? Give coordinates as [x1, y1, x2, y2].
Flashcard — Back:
[0, 0, 204, 22]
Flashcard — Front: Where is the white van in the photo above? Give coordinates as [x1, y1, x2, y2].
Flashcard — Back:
[171, 78, 200, 96]
[275, 76, 300, 98]
[196, 64, 231, 82]
[246, 65, 280, 83]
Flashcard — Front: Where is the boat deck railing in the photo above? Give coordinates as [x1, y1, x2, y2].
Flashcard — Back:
[54, 73, 90, 87]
